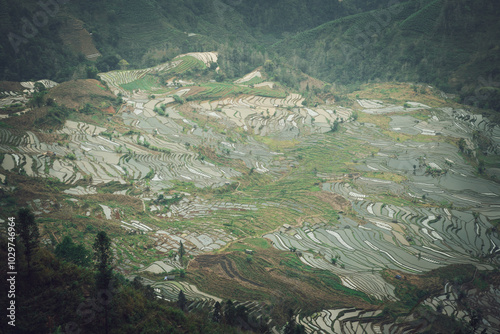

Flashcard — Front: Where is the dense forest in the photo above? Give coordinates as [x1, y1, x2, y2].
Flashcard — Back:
[1, 0, 499, 110]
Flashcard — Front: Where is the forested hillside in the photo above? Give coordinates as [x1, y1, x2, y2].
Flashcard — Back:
[0, 0, 499, 107]
[272, 0, 500, 110]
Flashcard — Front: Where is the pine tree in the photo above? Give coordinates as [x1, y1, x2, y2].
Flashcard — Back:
[93, 231, 113, 334]
[177, 290, 187, 311]
[18, 208, 39, 275]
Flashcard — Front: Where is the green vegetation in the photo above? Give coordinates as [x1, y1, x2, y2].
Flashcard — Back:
[153, 193, 183, 208]
[2, 1, 500, 333]
[164, 56, 206, 75]
[189, 245, 377, 326]
[1, 0, 498, 110]
[173, 94, 185, 104]
[399, 0, 443, 34]
[55, 236, 91, 267]
[187, 82, 287, 101]
[271, 0, 500, 110]
[239, 76, 264, 86]
[0, 236, 258, 333]
[35, 105, 72, 128]
[425, 166, 447, 177]
[17, 208, 39, 275]
[120, 74, 160, 91]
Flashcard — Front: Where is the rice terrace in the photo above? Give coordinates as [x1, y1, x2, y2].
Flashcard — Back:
[1, 0, 500, 333]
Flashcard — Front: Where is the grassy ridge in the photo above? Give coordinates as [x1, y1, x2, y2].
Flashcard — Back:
[168, 56, 207, 74]
[187, 242, 377, 323]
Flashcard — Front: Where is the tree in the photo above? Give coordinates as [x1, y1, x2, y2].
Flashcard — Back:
[224, 299, 236, 325]
[132, 276, 144, 290]
[96, 55, 120, 72]
[351, 111, 358, 121]
[478, 160, 485, 174]
[284, 309, 296, 334]
[46, 97, 55, 106]
[458, 138, 466, 152]
[18, 208, 39, 275]
[264, 59, 275, 72]
[173, 94, 184, 104]
[212, 301, 222, 323]
[179, 241, 185, 261]
[29, 91, 45, 108]
[329, 120, 339, 133]
[472, 211, 480, 222]
[209, 61, 218, 71]
[80, 103, 96, 115]
[86, 65, 99, 79]
[236, 304, 248, 324]
[93, 231, 113, 334]
[177, 290, 187, 311]
[93, 231, 112, 279]
[55, 236, 91, 267]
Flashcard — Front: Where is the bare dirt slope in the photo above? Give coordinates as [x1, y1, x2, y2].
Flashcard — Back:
[59, 17, 101, 60]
